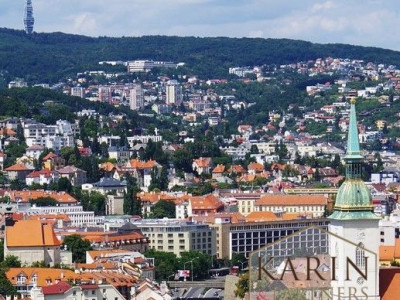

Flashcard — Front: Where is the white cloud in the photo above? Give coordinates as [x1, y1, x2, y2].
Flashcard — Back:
[1, 0, 400, 50]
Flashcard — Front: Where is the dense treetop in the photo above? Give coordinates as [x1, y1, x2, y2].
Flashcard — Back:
[1, 27, 400, 83]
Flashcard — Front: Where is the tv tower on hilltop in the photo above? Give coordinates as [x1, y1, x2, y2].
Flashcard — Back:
[24, 0, 35, 34]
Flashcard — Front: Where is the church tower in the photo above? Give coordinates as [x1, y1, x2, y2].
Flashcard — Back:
[329, 98, 380, 299]
[24, 0, 35, 34]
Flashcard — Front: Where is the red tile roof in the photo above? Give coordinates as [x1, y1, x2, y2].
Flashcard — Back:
[5, 163, 32, 171]
[42, 282, 72, 295]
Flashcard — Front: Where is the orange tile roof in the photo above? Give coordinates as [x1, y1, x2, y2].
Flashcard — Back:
[65, 232, 146, 244]
[212, 164, 225, 173]
[0, 128, 16, 136]
[87, 249, 134, 260]
[255, 194, 327, 206]
[5, 163, 32, 171]
[281, 212, 313, 220]
[245, 211, 277, 222]
[382, 273, 400, 300]
[76, 271, 135, 287]
[137, 192, 177, 204]
[228, 165, 246, 174]
[6, 268, 77, 287]
[7, 190, 77, 204]
[100, 162, 116, 172]
[394, 239, 400, 258]
[238, 174, 256, 183]
[191, 212, 246, 224]
[193, 157, 211, 168]
[127, 159, 157, 169]
[6, 220, 61, 247]
[248, 162, 264, 172]
[76, 262, 118, 270]
[271, 163, 286, 171]
[380, 245, 396, 261]
[190, 194, 224, 210]
[28, 214, 71, 222]
[42, 152, 58, 161]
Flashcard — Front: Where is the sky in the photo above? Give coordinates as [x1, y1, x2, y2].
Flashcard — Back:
[1, 0, 400, 50]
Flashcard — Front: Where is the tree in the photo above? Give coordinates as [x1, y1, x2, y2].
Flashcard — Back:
[123, 174, 142, 216]
[0, 269, 17, 295]
[234, 272, 249, 299]
[250, 144, 259, 154]
[30, 196, 58, 206]
[0, 255, 21, 268]
[230, 253, 247, 268]
[0, 239, 3, 262]
[150, 200, 176, 218]
[80, 191, 106, 215]
[57, 177, 73, 193]
[173, 148, 193, 173]
[178, 251, 211, 280]
[62, 234, 91, 263]
[314, 168, 321, 181]
[277, 289, 307, 300]
[144, 249, 179, 281]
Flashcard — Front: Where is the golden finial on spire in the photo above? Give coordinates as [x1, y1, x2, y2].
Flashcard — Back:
[350, 97, 356, 104]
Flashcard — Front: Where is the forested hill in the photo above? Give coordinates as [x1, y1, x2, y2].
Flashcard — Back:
[1, 27, 400, 83]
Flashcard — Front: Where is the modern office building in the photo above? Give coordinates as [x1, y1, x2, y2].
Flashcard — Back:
[132, 219, 216, 257]
[211, 218, 329, 259]
[24, 0, 34, 34]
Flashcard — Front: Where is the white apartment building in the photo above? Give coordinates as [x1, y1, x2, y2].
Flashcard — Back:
[25, 205, 104, 227]
[71, 86, 85, 98]
[130, 84, 144, 110]
[165, 80, 183, 105]
[99, 135, 121, 147]
[23, 120, 77, 150]
[127, 135, 162, 147]
[132, 219, 216, 257]
[8, 80, 28, 88]
[127, 60, 177, 73]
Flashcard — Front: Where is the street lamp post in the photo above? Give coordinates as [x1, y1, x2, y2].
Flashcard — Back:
[191, 257, 199, 282]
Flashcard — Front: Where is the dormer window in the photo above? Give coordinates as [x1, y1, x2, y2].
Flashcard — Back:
[32, 274, 38, 283]
[17, 274, 26, 284]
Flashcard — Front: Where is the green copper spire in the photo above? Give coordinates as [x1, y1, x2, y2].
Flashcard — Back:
[329, 98, 378, 220]
[345, 98, 363, 161]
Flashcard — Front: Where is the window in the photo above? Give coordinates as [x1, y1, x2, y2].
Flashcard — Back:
[17, 275, 26, 284]
[92, 290, 96, 295]
[356, 243, 366, 268]
[32, 274, 38, 283]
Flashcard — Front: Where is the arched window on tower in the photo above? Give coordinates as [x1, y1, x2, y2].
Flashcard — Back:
[356, 243, 365, 268]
